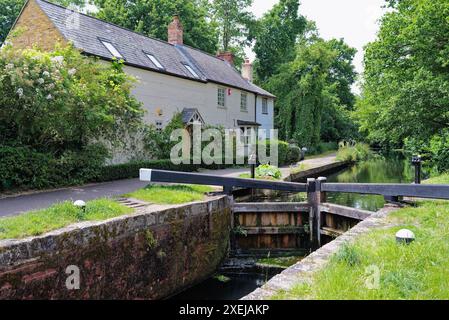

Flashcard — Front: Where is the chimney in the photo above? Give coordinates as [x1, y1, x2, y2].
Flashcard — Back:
[168, 15, 183, 45]
[217, 51, 235, 66]
[241, 58, 253, 82]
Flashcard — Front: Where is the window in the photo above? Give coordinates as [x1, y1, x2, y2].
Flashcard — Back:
[155, 121, 163, 133]
[101, 41, 123, 59]
[218, 87, 226, 108]
[262, 98, 268, 114]
[240, 93, 248, 112]
[146, 53, 164, 69]
[184, 64, 199, 79]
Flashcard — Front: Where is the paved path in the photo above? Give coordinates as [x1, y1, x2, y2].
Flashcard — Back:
[0, 153, 337, 217]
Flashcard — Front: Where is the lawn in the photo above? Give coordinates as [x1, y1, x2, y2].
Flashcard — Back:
[0, 199, 132, 240]
[272, 173, 449, 300]
[0, 184, 214, 240]
[123, 184, 214, 204]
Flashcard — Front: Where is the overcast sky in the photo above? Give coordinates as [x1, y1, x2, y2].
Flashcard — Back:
[246, 0, 389, 77]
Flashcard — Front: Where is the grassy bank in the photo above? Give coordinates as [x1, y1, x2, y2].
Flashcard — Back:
[0, 184, 214, 240]
[124, 184, 214, 204]
[0, 199, 132, 240]
[272, 174, 449, 300]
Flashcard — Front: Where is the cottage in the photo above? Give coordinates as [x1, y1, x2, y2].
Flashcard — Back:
[7, 0, 275, 163]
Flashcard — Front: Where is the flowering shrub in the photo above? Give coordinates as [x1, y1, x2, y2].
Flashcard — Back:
[0, 44, 144, 190]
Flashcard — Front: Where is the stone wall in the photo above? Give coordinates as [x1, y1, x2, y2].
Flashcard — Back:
[0, 196, 232, 299]
[8, 0, 67, 51]
[242, 204, 400, 300]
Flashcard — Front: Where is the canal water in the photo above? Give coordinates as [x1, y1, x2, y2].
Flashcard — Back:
[171, 156, 419, 300]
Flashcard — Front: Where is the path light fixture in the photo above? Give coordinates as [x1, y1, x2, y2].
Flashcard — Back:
[73, 200, 86, 212]
[396, 229, 415, 244]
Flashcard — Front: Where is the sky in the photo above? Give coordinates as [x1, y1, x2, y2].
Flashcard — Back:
[246, 0, 389, 77]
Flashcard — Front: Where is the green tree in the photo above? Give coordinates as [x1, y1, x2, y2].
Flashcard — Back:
[211, 0, 255, 52]
[92, 0, 219, 54]
[266, 29, 358, 147]
[253, 0, 306, 83]
[356, 0, 449, 148]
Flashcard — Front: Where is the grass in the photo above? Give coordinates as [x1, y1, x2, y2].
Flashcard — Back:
[336, 142, 374, 162]
[423, 172, 449, 184]
[271, 173, 449, 300]
[0, 199, 132, 240]
[258, 256, 304, 268]
[124, 184, 214, 204]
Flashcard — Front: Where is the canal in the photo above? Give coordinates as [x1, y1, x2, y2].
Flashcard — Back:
[171, 156, 418, 300]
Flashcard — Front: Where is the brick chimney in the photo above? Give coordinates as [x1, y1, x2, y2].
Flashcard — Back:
[217, 51, 235, 66]
[241, 58, 253, 82]
[168, 15, 183, 45]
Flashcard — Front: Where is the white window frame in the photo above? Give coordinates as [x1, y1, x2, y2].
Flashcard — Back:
[262, 98, 268, 115]
[101, 40, 123, 59]
[218, 87, 226, 108]
[184, 64, 200, 79]
[146, 53, 164, 69]
[240, 92, 248, 112]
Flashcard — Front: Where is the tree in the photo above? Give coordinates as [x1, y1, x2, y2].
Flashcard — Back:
[253, 0, 306, 83]
[92, 0, 219, 54]
[211, 0, 255, 52]
[267, 34, 358, 146]
[356, 0, 449, 148]
[0, 0, 85, 46]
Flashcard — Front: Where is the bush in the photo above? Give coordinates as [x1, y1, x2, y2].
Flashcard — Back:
[404, 129, 449, 174]
[260, 139, 300, 166]
[307, 142, 338, 155]
[255, 164, 282, 180]
[336, 141, 374, 162]
[0, 144, 108, 191]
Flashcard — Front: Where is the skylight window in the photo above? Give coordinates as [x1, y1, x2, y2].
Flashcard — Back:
[146, 54, 164, 69]
[101, 41, 123, 59]
[184, 64, 199, 79]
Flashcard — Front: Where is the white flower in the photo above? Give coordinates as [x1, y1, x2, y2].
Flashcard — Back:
[47, 83, 55, 90]
[37, 78, 45, 84]
[5, 63, 14, 70]
[16, 88, 24, 98]
[51, 56, 64, 65]
[42, 71, 50, 77]
[46, 94, 53, 100]
[68, 68, 77, 76]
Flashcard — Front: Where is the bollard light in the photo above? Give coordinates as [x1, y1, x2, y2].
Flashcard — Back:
[73, 200, 86, 211]
[396, 229, 415, 244]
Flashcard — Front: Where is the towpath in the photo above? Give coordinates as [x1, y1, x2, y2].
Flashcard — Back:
[0, 153, 337, 217]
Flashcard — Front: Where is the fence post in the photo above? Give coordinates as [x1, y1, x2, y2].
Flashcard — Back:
[307, 178, 322, 251]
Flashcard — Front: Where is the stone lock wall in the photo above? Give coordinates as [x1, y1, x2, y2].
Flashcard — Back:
[0, 196, 232, 299]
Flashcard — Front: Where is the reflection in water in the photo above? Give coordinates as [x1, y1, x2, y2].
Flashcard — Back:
[253, 157, 418, 212]
[325, 157, 415, 211]
[171, 273, 272, 300]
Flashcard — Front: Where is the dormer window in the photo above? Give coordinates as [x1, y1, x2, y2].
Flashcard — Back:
[101, 40, 123, 59]
[146, 53, 164, 69]
[184, 64, 199, 79]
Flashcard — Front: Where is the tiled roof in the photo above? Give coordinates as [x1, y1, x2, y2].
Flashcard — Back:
[34, 0, 275, 98]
